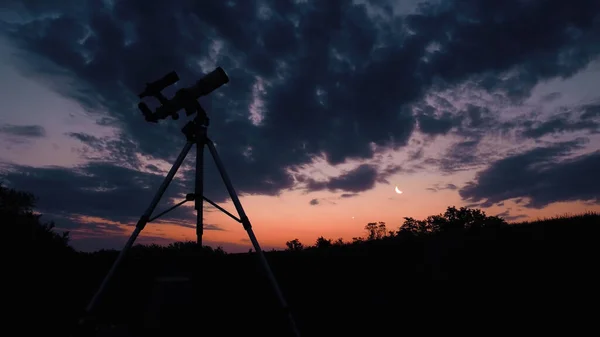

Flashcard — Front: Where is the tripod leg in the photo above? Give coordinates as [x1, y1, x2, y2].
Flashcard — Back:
[84, 141, 194, 316]
[205, 139, 301, 337]
[195, 125, 206, 246]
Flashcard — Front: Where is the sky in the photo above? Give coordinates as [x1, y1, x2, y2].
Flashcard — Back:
[1, 0, 599, 253]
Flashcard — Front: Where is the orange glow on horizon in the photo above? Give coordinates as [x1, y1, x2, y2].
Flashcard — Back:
[63, 184, 600, 252]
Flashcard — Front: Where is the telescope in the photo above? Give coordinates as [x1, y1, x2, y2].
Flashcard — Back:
[79, 66, 302, 337]
[138, 67, 229, 123]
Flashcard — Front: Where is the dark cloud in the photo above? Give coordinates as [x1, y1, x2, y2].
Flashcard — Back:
[427, 183, 458, 192]
[301, 162, 401, 197]
[0, 124, 46, 137]
[177, 223, 225, 231]
[308, 197, 338, 206]
[408, 148, 424, 161]
[1, 162, 190, 224]
[1, 0, 599, 240]
[462, 105, 495, 130]
[416, 0, 600, 97]
[581, 103, 600, 120]
[145, 164, 160, 173]
[541, 92, 562, 102]
[418, 101, 518, 174]
[437, 138, 483, 173]
[40, 213, 86, 230]
[66, 132, 141, 166]
[522, 115, 599, 138]
[1, 0, 598, 197]
[460, 139, 600, 209]
[305, 164, 380, 193]
[417, 113, 457, 135]
[413, 103, 463, 136]
[495, 209, 528, 222]
[507, 215, 528, 222]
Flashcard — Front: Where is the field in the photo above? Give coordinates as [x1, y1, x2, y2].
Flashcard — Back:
[27, 212, 599, 336]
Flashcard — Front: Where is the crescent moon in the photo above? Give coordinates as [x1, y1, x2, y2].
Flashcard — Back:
[395, 186, 403, 194]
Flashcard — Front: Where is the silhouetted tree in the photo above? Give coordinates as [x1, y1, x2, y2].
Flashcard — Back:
[365, 221, 387, 240]
[441, 206, 508, 232]
[286, 238, 304, 251]
[352, 237, 364, 243]
[1, 183, 71, 252]
[399, 206, 508, 235]
[315, 236, 333, 249]
[398, 217, 431, 235]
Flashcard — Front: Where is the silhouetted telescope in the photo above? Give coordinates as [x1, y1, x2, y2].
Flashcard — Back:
[80, 66, 301, 337]
[138, 67, 229, 123]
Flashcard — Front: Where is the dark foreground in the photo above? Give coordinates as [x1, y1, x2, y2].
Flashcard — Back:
[27, 213, 599, 337]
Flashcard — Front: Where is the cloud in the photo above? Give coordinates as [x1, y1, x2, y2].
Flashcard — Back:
[445, 183, 458, 190]
[304, 164, 380, 193]
[340, 193, 359, 198]
[299, 162, 403, 195]
[308, 197, 338, 206]
[177, 223, 226, 231]
[495, 209, 528, 222]
[0, 0, 599, 247]
[459, 139, 600, 209]
[145, 164, 161, 173]
[414, 103, 463, 136]
[541, 92, 562, 102]
[521, 114, 599, 138]
[66, 132, 140, 166]
[581, 103, 600, 120]
[40, 213, 87, 230]
[427, 183, 458, 192]
[437, 139, 485, 173]
[1, 0, 599, 200]
[0, 124, 46, 137]
[1, 162, 190, 224]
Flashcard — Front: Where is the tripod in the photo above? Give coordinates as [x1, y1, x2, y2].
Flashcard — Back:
[81, 102, 301, 337]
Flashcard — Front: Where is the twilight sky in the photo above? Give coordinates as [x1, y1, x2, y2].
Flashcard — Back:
[1, 0, 599, 253]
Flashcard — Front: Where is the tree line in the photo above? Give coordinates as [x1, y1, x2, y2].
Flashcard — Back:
[3, 182, 508, 255]
[286, 206, 508, 251]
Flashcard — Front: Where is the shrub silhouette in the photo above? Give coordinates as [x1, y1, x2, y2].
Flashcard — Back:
[398, 206, 508, 235]
[314, 236, 333, 248]
[285, 238, 304, 251]
[365, 221, 388, 240]
[1, 183, 72, 252]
